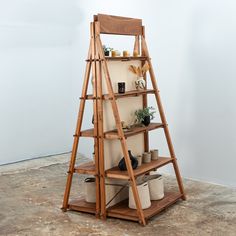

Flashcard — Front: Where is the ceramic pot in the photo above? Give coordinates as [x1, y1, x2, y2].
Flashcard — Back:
[135, 76, 146, 90]
[104, 51, 110, 56]
[123, 50, 130, 57]
[151, 149, 159, 160]
[111, 50, 116, 57]
[148, 174, 164, 200]
[129, 182, 151, 209]
[136, 155, 142, 167]
[118, 150, 138, 171]
[143, 152, 151, 163]
[84, 178, 96, 203]
[142, 116, 150, 126]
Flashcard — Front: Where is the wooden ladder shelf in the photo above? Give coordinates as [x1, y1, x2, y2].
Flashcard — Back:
[62, 14, 186, 226]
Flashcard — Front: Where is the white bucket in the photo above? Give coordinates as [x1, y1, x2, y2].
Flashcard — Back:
[148, 175, 164, 200]
[129, 182, 151, 209]
[84, 178, 96, 203]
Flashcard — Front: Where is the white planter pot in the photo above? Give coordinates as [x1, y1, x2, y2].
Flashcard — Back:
[129, 182, 151, 209]
[84, 178, 96, 203]
[148, 175, 164, 200]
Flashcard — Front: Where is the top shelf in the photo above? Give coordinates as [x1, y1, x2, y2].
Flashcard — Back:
[105, 56, 148, 61]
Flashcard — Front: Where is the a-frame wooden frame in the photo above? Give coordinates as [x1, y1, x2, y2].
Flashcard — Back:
[62, 14, 186, 226]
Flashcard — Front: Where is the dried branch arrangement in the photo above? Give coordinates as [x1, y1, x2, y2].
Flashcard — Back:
[128, 61, 150, 77]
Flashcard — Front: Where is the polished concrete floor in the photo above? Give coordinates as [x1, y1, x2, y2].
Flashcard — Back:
[0, 153, 236, 236]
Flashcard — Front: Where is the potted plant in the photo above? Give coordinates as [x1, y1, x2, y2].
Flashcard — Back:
[135, 106, 156, 126]
[103, 45, 113, 56]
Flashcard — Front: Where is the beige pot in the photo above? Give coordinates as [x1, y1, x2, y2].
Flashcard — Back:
[129, 182, 151, 209]
[148, 175, 164, 200]
[84, 178, 96, 203]
[136, 155, 142, 167]
[150, 149, 159, 160]
[143, 152, 151, 163]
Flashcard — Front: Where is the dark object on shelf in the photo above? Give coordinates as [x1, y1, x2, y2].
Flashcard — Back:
[118, 82, 126, 94]
[135, 107, 155, 126]
[142, 116, 150, 126]
[103, 45, 113, 56]
[118, 150, 138, 171]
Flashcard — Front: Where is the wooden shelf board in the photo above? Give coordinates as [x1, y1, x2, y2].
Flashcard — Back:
[104, 122, 164, 139]
[68, 197, 96, 214]
[74, 161, 96, 175]
[80, 129, 94, 138]
[106, 157, 172, 180]
[107, 192, 183, 222]
[80, 122, 163, 140]
[105, 56, 148, 61]
[86, 89, 155, 100]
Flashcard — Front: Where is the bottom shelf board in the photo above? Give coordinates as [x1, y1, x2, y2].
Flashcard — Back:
[68, 192, 183, 222]
[107, 192, 183, 222]
[68, 197, 96, 214]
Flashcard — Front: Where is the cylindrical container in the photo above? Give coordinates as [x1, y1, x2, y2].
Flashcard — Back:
[115, 50, 121, 56]
[129, 182, 151, 209]
[92, 152, 95, 163]
[151, 149, 159, 160]
[123, 50, 130, 57]
[133, 50, 139, 57]
[118, 82, 125, 94]
[84, 178, 96, 203]
[111, 50, 117, 57]
[136, 155, 142, 167]
[148, 175, 164, 200]
[143, 152, 151, 163]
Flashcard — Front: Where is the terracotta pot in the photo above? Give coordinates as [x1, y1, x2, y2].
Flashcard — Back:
[129, 182, 151, 209]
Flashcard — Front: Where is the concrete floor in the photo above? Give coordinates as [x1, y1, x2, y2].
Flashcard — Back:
[0, 153, 236, 236]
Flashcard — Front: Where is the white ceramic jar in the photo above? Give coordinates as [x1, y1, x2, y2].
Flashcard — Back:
[129, 182, 151, 209]
[148, 175, 164, 200]
[84, 178, 96, 203]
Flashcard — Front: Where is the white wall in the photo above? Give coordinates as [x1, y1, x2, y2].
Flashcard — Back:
[0, 0, 236, 187]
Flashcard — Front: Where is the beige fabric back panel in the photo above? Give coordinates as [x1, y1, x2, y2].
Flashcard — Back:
[102, 60, 144, 207]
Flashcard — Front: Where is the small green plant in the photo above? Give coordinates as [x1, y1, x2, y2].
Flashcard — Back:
[103, 45, 113, 54]
[135, 106, 156, 123]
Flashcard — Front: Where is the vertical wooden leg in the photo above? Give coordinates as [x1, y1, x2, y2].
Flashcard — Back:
[97, 60, 106, 219]
[141, 36, 186, 200]
[95, 29, 146, 225]
[62, 60, 92, 210]
[90, 22, 101, 217]
[62, 38, 92, 210]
